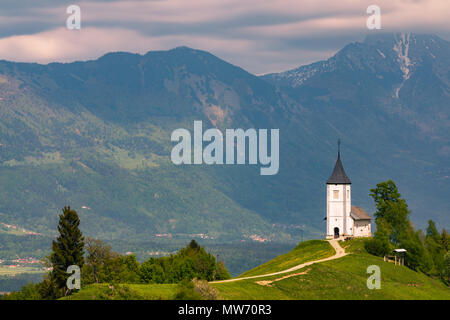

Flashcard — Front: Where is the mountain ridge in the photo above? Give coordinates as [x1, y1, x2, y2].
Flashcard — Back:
[0, 32, 448, 246]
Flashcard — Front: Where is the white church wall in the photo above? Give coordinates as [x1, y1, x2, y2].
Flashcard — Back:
[326, 184, 351, 238]
[353, 220, 372, 237]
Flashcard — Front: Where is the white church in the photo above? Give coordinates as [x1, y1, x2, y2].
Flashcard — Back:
[326, 142, 372, 239]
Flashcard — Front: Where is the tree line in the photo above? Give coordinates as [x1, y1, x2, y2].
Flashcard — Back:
[2, 179, 449, 299]
[365, 180, 450, 285]
[1, 206, 230, 300]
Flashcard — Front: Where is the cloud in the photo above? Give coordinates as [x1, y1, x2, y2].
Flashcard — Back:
[0, 27, 152, 63]
[0, 26, 254, 63]
[0, 0, 448, 74]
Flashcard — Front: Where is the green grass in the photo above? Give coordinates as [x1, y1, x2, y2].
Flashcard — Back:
[211, 240, 450, 300]
[238, 240, 334, 277]
[339, 238, 366, 253]
[64, 283, 177, 300]
[128, 284, 177, 299]
[0, 266, 45, 276]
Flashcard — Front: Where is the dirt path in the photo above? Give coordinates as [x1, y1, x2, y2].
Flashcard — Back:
[210, 239, 347, 284]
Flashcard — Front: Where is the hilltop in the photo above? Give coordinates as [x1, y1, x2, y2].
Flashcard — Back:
[65, 239, 450, 300]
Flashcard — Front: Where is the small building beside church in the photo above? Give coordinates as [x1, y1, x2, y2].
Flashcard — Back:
[326, 143, 372, 239]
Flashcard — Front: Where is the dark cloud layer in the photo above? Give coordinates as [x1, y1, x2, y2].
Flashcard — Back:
[0, 0, 449, 74]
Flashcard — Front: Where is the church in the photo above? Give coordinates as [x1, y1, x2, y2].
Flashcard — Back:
[326, 142, 372, 239]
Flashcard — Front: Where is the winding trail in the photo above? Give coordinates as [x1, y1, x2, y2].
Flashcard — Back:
[210, 239, 347, 284]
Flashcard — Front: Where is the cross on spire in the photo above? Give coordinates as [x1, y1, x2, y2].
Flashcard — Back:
[338, 139, 341, 157]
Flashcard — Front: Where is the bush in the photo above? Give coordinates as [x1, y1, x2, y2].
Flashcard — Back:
[96, 284, 144, 300]
[192, 278, 221, 300]
[0, 283, 42, 300]
[364, 219, 392, 257]
[174, 279, 203, 300]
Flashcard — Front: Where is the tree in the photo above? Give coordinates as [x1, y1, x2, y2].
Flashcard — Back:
[402, 229, 433, 273]
[84, 238, 116, 284]
[444, 252, 450, 285]
[139, 240, 231, 284]
[188, 239, 201, 250]
[83, 238, 140, 284]
[369, 181, 433, 273]
[370, 180, 411, 245]
[49, 206, 84, 297]
[0, 283, 42, 300]
[426, 220, 441, 243]
[424, 221, 446, 278]
[441, 229, 449, 252]
[365, 218, 392, 257]
[216, 261, 231, 280]
[139, 260, 166, 283]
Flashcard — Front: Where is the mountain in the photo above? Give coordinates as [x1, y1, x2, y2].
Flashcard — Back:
[0, 34, 448, 248]
[262, 32, 450, 228]
[0, 47, 297, 242]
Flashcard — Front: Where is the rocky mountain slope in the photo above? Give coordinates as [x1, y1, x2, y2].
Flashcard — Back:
[0, 33, 448, 244]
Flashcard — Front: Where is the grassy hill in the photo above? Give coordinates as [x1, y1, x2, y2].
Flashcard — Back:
[65, 239, 450, 300]
[237, 240, 334, 277]
[62, 283, 177, 300]
[212, 240, 450, 300]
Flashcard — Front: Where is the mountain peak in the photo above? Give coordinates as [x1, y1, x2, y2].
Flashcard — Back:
[172, 45, 195, 51]
[362, 32, 446, 46]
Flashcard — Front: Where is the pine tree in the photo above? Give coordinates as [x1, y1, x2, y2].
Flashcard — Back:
[426, 220, 441, 243]
[49, 206, 84, 296]
[441, 229, 449, 252]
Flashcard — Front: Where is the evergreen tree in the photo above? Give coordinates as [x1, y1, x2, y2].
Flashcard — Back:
[441, 229, 449, 252]
[49, 206, 84, 296]
[426, 220, 441, 243]
[425, 220, 446, 277]
[444, 252, 450, 285]
[402, 229, 433, 273]
[189, 239, 201, 250]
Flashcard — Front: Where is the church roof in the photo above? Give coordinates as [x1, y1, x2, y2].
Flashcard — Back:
[350, 206, 372, 220]
[326, 147, 351, 184]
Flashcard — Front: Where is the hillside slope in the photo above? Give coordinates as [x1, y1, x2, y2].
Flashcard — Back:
[65, 239, 450, 300]
[237, 240, 334, 278]
[212, 239, 450, 299]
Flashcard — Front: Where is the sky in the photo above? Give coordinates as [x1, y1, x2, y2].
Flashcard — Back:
[0, 0, 449, 74]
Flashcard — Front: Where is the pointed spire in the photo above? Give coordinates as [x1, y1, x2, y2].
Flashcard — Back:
[326, 139, 351, 184]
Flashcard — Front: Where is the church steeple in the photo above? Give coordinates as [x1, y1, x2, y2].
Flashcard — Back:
[326, 139, 351, 184]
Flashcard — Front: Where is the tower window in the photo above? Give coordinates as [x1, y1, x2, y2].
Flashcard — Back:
[333, 190, 339, 199]
[347, 190, 349, 199]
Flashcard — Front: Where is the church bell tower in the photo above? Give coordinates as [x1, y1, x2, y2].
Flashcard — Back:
[326, 140, 352, 239]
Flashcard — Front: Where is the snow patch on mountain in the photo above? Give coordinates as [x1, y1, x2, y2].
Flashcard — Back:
[263, 60, 337, 88]
[393, 33, 413, 98]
